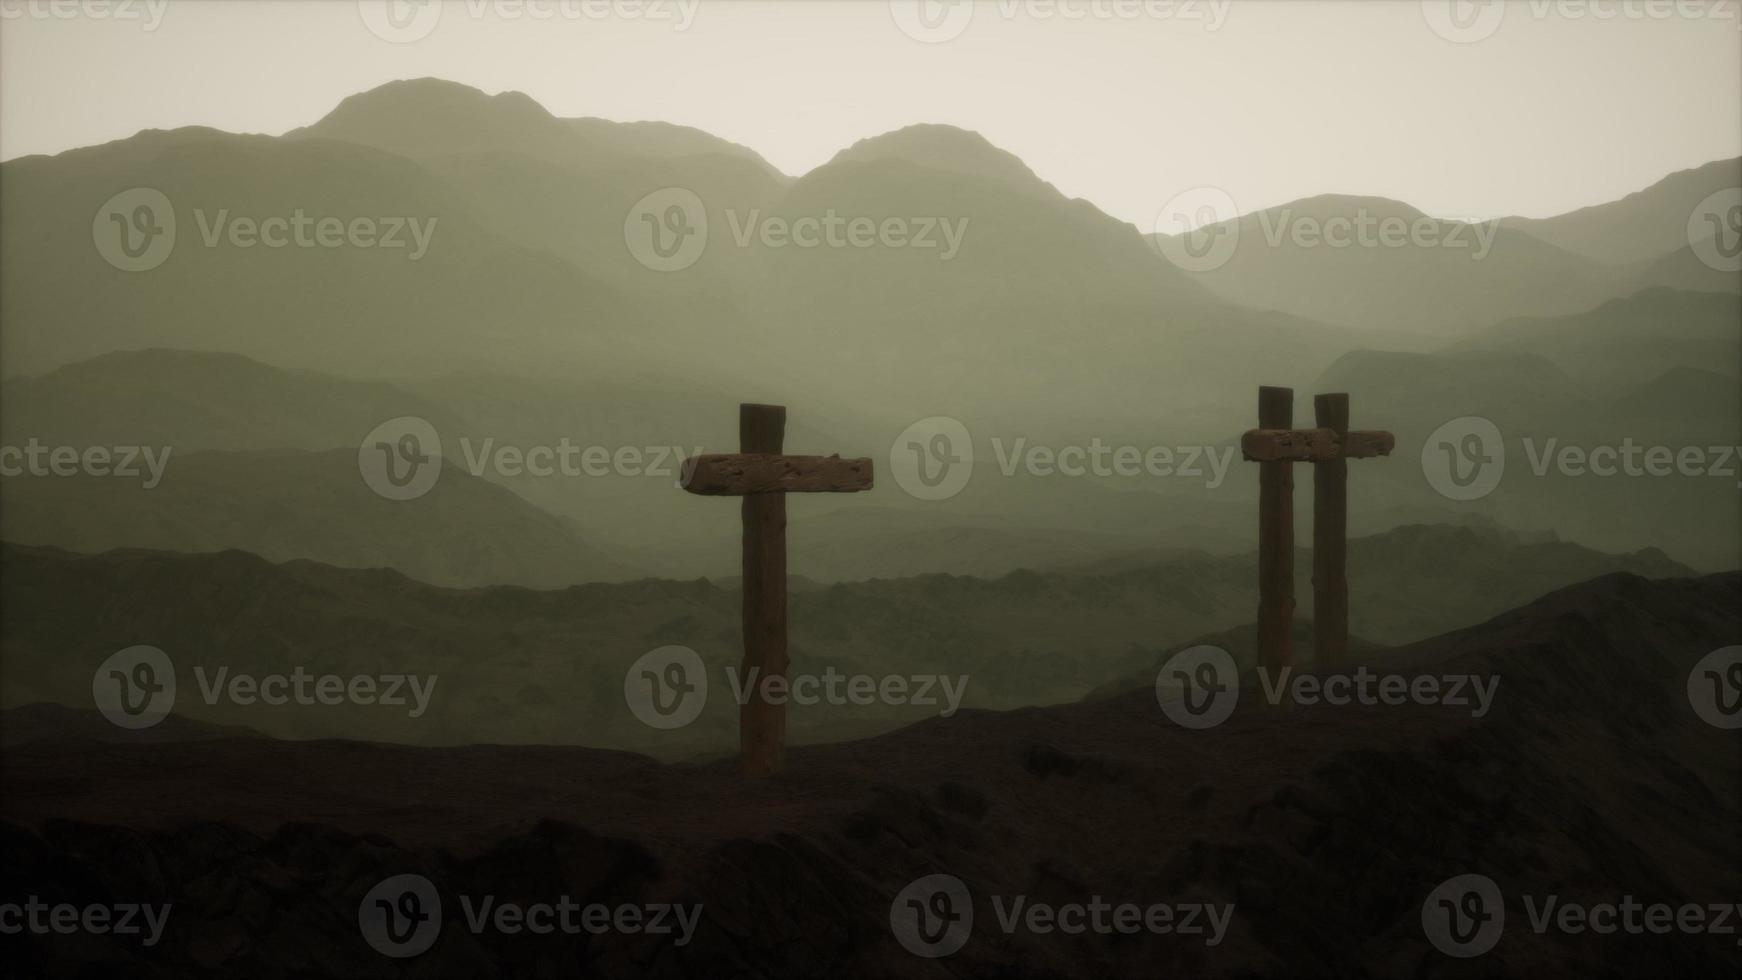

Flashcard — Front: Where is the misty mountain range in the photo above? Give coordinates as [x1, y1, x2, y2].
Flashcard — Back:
[0, 78, 1736, 720]
[0, 523, 1691, 756]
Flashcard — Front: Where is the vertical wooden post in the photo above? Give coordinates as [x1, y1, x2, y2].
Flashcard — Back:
[1313, 393, 1350, 667]
[739, 403, 788, 777]
[1256, 386, 1294, 671]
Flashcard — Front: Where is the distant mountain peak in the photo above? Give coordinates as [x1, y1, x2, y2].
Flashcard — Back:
[292, 78, 562, 158]
[318, 77, 554, 125]
[1251, 193, 1429, 224]
[292, 77, 781, 176]
[1499, 155, 1742, 266]
[824, 123, 1047, 189]
[563, 116, 783, 175]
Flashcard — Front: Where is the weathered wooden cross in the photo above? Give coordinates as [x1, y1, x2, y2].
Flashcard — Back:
[1240, 387, 1394, 670]
[680, 404, 873, 777]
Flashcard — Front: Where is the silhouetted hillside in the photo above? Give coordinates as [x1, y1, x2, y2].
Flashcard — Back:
[1149, 194, 1617, 334]
[1499, 156, 1742, 266]
[3, 571, 1735, 977]
[0, 449, 636, 589]
[0, 525, 1691, 755]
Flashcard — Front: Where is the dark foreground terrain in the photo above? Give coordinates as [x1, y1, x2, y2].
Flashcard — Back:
[2, 572, 1738, 978]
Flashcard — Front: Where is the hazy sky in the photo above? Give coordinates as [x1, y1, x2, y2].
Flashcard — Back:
[3, 0, 1739, 226]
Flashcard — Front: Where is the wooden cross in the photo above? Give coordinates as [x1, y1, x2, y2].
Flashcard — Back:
[680, 404, 873, 776]
[1240, 387, 1394, 670]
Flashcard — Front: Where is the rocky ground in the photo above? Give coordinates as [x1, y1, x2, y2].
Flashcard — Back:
[2, 572, 1738, 978]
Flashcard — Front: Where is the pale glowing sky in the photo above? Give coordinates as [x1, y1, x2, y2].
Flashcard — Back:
[3, 0, 1739, 226]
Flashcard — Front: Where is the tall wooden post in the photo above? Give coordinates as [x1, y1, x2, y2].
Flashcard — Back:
[1313, 393, 1350, 667]
[739, 404, 789, 777]
[1256, 386, 1295, 671]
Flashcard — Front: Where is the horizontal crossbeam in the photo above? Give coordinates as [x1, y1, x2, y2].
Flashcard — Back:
[1240, 428, 1395, 463]
[681, 453, 874, 495]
